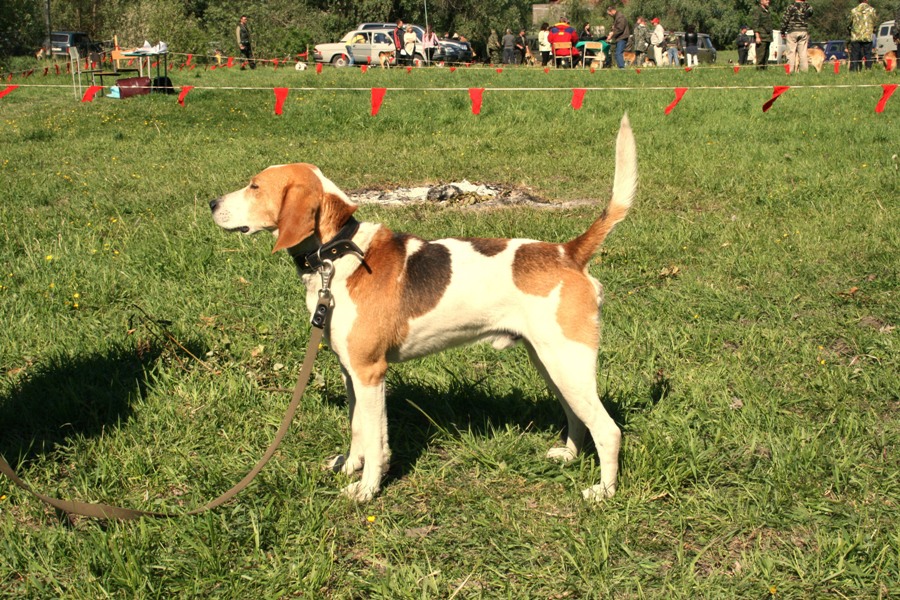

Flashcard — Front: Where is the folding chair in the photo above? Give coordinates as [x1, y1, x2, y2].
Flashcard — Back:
[581, 42, 606, 69]
[552, 42, 573, 68]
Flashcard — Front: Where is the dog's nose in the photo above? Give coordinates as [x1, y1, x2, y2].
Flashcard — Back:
[209, 197, 221, 212]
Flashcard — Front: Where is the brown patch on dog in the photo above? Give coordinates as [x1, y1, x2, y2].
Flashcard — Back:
[512, 242, 567, 297]
[318, 192, 358, 242]
[513, 242, 599, 347]
[460, 237, 509, 257]
[346, 230, 451, 385]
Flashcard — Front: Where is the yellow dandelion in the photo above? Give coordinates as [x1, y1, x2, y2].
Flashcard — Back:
[73, 292, 80, 299]
[45, 254, 53, 261]
[366, 515, 376, 523]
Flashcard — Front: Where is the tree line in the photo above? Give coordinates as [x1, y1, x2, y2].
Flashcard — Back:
[3, 0, 898, 60]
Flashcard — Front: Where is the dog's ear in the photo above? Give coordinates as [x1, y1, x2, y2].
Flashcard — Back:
[317, 193, 358, 241]
[272, 179, 321, 253]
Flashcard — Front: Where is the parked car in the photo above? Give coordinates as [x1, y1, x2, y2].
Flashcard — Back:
[674, 32, 717, 63]
[875, 20, 897, 58]
[314, 29, 396, 67]
[354, 23, 475, 64]
[821, 40, 848, 62]
[48, 31, 102, 57]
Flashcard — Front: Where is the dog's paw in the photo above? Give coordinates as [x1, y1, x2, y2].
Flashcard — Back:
[582, 483, 617, 502]
[323, 454, 364, 474]
[341, 481, 378, 503]
[546, 447, 578, 462]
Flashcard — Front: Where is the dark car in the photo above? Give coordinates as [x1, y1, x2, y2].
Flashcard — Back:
[674, 32, 718, 63]
[356, 23, 475, 64]
[822, 40, 848, 62]
[48, 31, 102, 57]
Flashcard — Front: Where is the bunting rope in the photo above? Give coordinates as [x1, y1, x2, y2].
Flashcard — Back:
[2, 82, 896, 115]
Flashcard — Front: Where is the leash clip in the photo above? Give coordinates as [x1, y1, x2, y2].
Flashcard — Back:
[318, 259, 335, 298]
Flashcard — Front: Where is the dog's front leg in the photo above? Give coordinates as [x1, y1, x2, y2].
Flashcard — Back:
[324, 364, 364, 475]
[340, 368, 390, 502]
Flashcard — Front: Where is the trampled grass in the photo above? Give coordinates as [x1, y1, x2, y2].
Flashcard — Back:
[1, 61, 898, 598]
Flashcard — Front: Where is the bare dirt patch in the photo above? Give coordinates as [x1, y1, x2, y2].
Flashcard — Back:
[348, 181, 593, 209]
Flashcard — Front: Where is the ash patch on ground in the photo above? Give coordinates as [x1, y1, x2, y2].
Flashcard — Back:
[348, 181, 589, 208]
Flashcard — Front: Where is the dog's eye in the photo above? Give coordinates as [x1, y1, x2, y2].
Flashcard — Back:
[249, 183, 259, 190]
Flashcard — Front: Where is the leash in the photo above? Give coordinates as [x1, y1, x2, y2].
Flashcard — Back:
[0, 265, 337, 521]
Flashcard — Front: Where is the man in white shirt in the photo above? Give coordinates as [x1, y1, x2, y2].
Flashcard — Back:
[649, 18, 665, 66]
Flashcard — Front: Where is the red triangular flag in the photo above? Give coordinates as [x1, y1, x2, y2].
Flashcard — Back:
[189, 64, 196, 70]
[571, 88, 586, 110]
[784, 63, 791, 74]
[590, 67, 596, 74]
[210, 65, 217, 70]
[227, 56, 234, 68]
[241, 62, 248, 69]
[450, 67, 457, 72]
[885, 55, 895, 72]
[55, 63, 60, 75]
[876, 84, 898, 113]
[127, 58, 134, 66]
[469, 88, 485, 115]
[407, 66, 413, 73]
[81, 85, 103, 103]
[151, 61, 158, 68]
[496, 68, 503, 73]
[273, 87, 289, 115]
[684, 67, 692, 72]
[186, 53, 193, 66]
[43, 67, 49, 76]
[834, 60, 840, 74]
[636, 68, 641, 74]
[0, 85, 19, 99]
[361, 65, 368, 73]
[178, 85, 194, 107]
[273, 58, 279, 70]
[665, 87, 688, 115]
[315, 63, 322, 74]
[762, 85, 790, 112]
[371, 87, 386, 116]
[734, 65, 740, 74]
[544, 67, 549, 73]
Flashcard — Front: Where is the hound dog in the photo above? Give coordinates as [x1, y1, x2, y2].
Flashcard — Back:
[209, 116, 637, 502]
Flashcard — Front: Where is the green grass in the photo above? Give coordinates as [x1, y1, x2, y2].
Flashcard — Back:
[1, 61, 898, 598]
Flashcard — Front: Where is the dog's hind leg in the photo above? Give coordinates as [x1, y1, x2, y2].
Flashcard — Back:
[525, 342, 586, 462]
[528, 339, 620, 500]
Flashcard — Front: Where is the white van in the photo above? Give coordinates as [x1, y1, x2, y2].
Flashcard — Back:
[745, 29, 786, 64]
[874, 20, 896, 58]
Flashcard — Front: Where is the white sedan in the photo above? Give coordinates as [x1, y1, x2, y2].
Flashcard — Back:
[314, 30, 396, 67]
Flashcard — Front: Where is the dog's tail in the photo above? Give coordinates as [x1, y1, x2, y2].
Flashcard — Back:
[565, 113, 637, 269]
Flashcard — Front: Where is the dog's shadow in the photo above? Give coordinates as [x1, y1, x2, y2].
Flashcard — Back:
[0, 343, 168, 465]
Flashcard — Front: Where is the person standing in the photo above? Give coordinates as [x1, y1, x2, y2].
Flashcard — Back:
[501, 28, 517, 64]
[848, 0, 878, 72]
[684, 25, 699, 67]
[236, 15, 255, 69]
[516, 29, 529, 65]
[392, 20, 405, 63]
[487, 29, 502, 64]
[403, 25, 418, 66]
[633, 17, 650, 67]
[781, 0, 812, 73]
[606, 5, 630, 69]
[666, 30, 682, 66]
[423, 26, 439, 64]
[538, 23, 552, 67]
[736, 25, 753, 65]
[650, 18, 665, 66]
[754, 0, 774, 69]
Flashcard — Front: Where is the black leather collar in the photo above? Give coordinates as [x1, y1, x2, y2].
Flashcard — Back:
[288, 218, 364, 275]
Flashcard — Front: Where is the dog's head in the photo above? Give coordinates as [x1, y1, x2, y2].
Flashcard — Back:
[209, 163, 358, 253]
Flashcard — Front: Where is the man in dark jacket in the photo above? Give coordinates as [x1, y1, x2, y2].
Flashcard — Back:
[236, 15, 255, 69]
[754, 0, 774, 69]
[605, 5, 630, 69]
[736, 25, 753, 65]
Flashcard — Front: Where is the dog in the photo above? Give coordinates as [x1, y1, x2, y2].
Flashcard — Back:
[523, 46, 537, 66]
[209, 116, 637, 502]
[808, 46, 826, 73]
[378, 50, 394, 69]
[36, 47, 47, 60]
[884, 50, 897, 72]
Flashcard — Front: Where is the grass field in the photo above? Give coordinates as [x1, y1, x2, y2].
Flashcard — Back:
[1, 59, 899, 598]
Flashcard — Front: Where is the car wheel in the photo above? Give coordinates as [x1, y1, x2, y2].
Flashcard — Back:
[331, 54, 349, 68]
